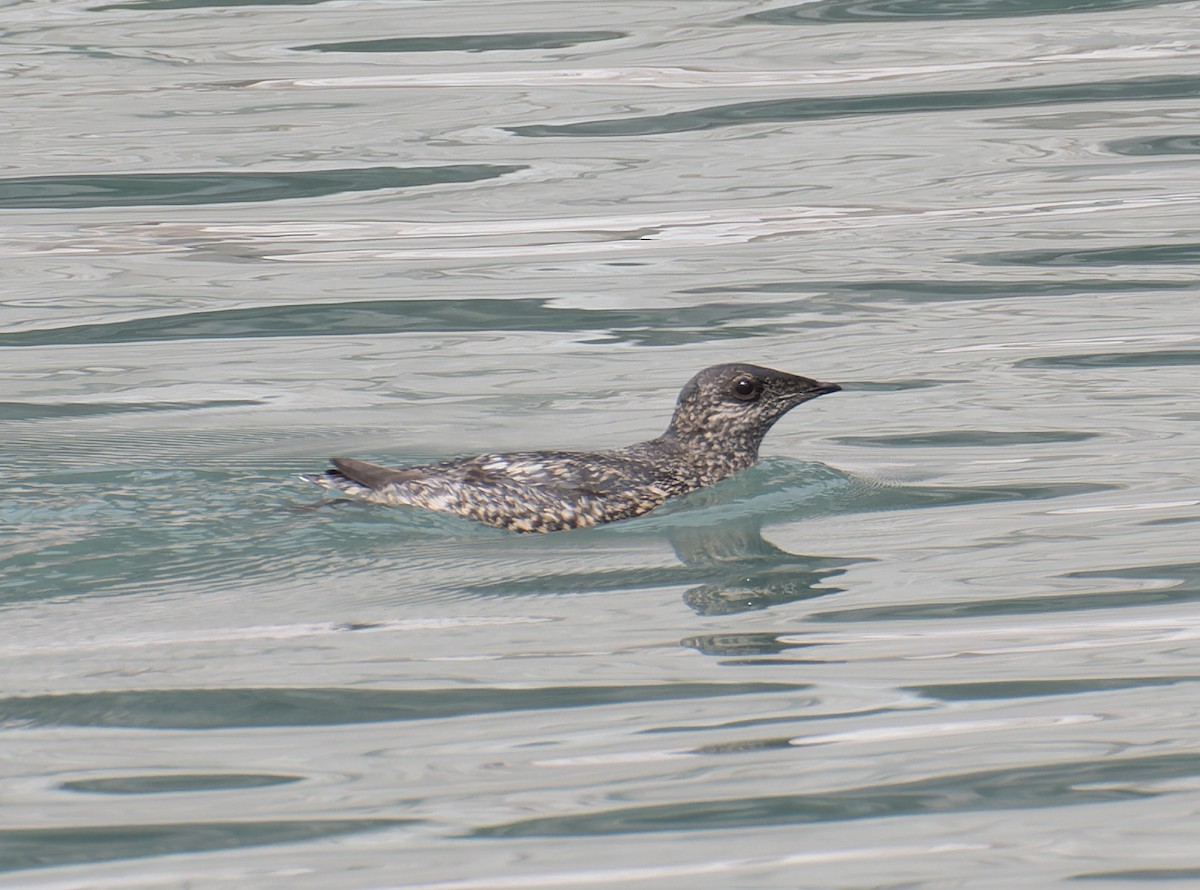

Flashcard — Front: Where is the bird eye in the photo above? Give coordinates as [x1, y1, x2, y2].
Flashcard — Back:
[732, 377, 762, 401]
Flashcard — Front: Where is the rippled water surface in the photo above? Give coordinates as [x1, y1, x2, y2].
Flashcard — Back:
[5, 0, 1200, 886]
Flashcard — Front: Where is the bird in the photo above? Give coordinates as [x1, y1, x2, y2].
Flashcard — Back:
[302, 362, 840, 533]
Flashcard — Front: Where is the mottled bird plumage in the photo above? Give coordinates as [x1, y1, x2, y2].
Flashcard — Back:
[304, 363, 839, 533]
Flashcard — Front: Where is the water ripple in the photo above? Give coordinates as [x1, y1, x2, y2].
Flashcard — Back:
[0, 683, 807, 729]
[295, 32, 626, 54]
[95, 0, 345, 9]
[61, 773, 302, 794]
[980, 243, 1200, 266]
[473, 753, 1200, 836]
[813, 561, 1200, 622]
[1106, 134, 1200, 155]
[744, 0, 1189, 24]
[0, 819, 408, 874]
[908, 676, 1193, 701]
[1017, 350, 1200, 368]
[833, 430, 1098, 447]
[507, 75, 1200, 138]
[0, 296, 842, 348]
[0, 400, 261, 421]
[0, 165, 523, 210]
[688, 278, 1197, 303]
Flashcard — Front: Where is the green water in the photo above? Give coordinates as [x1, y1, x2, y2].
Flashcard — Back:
[3, 0, 1200, 885]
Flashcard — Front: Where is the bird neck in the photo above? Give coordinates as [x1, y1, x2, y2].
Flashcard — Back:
[653, 425, 761, 477]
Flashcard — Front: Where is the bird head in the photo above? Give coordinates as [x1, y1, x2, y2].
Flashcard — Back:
[665, 363, 840, 461]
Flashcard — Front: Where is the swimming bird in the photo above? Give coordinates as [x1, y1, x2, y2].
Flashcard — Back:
[303, 362, 839, 533]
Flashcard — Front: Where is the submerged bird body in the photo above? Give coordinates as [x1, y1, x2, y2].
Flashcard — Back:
[305, 363, 839, 533]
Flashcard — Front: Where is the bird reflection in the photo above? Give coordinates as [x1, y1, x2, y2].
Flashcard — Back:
[669, 518, 852, 616]
[463, 513, 857, 619]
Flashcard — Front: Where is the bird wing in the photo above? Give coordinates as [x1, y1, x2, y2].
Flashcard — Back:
[447, 452, 643, 496]
[318, 451, 674, 531]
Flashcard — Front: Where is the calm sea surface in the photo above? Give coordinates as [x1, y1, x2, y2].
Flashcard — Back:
[4, 0, 1200, 886]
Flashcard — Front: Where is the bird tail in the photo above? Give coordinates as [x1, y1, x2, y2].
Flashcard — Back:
[300, 468, 370, 497]
[301, 457, 420, 497]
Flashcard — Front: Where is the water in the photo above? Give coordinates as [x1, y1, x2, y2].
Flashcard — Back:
[4, 0, 1200, 885]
